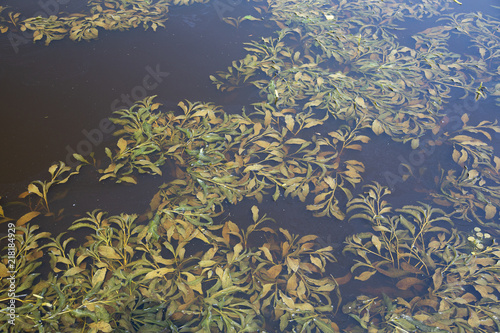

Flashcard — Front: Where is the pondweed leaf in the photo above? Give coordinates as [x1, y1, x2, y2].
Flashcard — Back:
[16, 211, 41, 226]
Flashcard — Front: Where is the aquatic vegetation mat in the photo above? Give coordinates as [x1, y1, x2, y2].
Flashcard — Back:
[1, 206, 339, 332]
[2, 0, 500, 332]
[0, 0, 208, 45]
[343, 183, 500, 332]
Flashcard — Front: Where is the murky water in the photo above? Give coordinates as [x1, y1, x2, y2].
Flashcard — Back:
[1, 0, 500, 332]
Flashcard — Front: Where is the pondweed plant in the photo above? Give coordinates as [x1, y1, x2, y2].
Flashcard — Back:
[0, 0, 209, 45]
[209, 0, 500, 227]
[0, 96, 364, 332]
[343, 182, 500, 332]
[2, 0, 500, 331]
[344, 182, 457, 282]
[0, 206, 339, 332]
[2, 90, 499, 331]
[81, 96, 368, 221]
[17, 162, 82, 216]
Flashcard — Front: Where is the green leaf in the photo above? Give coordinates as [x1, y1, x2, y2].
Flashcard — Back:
[119, 176, 137, 184]
[273, 185, 280, 201]
[242, 15, 261, 21]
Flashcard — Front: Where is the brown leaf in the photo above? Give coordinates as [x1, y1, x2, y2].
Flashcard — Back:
[333, 271, 352, 285]
[16, 211, 41, 226]
[396, 277, 425, 290]
[266, 264, 282, 279]
[401, 262, 423, 274]
[432, 268, 443, 290]
[468, 309, 480, 328]
[485, 203, 496, 219]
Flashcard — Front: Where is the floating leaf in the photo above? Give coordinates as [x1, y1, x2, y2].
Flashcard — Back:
[484, 203, 496, 219]
[355, 270, 376, 281]
[251, 205, 259, 222]
[372, 119, 384, 135]
[17, 211, 41, 226]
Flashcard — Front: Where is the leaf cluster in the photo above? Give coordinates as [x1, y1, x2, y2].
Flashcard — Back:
[91, 96, 369, 220]
[0, 206, 340, 332]
[343, 182, 500, 332]
[0, 0, 210, 45]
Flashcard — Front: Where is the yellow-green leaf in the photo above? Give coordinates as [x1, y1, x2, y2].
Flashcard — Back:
[92, 268, 107, 287]
[144, 267, 175, 280]
[63, 266, 85, 277]
[372, 119, 384, 135]
[28, 184, 43, 198]
[117, 138, 127, 154]
[355, 270, 376, 281]
[280, 290, 295, 309]
[251, 205, 259, 223]
[98, 246, 121, 259]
